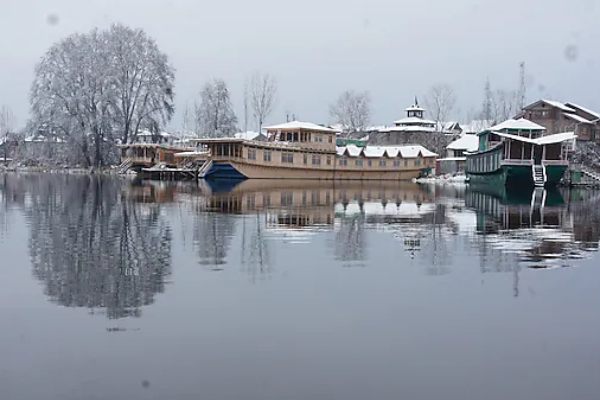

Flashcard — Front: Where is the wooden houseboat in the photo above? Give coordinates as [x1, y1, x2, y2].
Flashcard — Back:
[190, 121, 438, 180]
[466, 118, 576, 188]
[118, 130, 197, 177]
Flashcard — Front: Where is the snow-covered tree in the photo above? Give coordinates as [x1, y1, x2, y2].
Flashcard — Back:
[329, 90, 371, 135]
[424, 84, 456, 132]
[107, 24, 174, 144]
[30, 24, 174, 167]
[249, 72, 277, 132]
[0, 105, 16, 162]
[195, 79, 238, 137]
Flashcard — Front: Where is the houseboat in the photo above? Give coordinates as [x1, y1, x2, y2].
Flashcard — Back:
[466, 118, 576, 188]
[118, 130, 198, 177]
[189, 121, 437, 180]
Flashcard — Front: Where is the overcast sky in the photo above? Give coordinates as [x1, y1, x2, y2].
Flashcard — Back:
[1, 0, 599, 131]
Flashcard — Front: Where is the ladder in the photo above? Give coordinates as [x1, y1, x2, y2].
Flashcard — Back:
[532, 164, 545, 187]
[117, 159, 133, 174]
[197, 159, 213, 179]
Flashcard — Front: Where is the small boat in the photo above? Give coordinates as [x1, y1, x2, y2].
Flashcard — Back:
[465, 118, 576, 188]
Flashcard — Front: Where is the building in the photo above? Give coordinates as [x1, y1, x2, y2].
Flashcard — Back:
[516, 100, 600, 141]
[437, 134, 479, 174]
[379, 98, 436, 135]
[466, 118, 575, 187]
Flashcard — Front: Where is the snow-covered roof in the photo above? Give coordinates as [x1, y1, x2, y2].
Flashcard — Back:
[233, 131, 264, 140]
[488, 118, 546, 132]
[493, 131, 576, 145]
[264, 121, 339, 133]
[564, 113, 593, 124]
[462, 120, 493, 134]
[443, 121, 461, 130]
[405, 105, 425, 112]
[447, 134, 479, 152]
[565, 102, 600, 120]
[337, 144, 438, 158]
[24, 134, 64, 143]
[174, 150, 210, 157]
[137, 130, 173, 138]
[541, 99, 575, 113]
[380, 125, 436, 133]
[393, 117, 436, 126]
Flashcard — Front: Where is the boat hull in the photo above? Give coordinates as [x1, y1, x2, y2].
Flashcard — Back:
[467, 164, 567, 188]
[204, 161, 431, 181]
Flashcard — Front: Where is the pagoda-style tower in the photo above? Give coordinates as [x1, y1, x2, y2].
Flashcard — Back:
[405, 97, 425, 119]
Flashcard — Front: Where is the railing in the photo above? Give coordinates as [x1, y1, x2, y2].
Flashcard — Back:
[542, 160, 569, 166]
[502, 159, 533, 166]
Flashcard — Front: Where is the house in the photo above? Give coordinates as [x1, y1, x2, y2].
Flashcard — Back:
[516, 99, 600, 141]
[437, 134, 479, 174]
[441, 121, 463, 136]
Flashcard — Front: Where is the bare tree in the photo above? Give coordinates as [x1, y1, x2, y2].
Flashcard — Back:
[424, 84, 457, 132]
[329, 90, 371, 135]
[491, 90, 518, 122]
[249, 72, 277, 132]
[481, 78, 493, 122]
[243, 79, 249, 133]
[195, 79, 238, 138]
[517, 61, 527, 111]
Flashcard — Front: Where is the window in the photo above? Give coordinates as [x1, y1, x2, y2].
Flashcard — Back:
[303, 154, 308, 164]
[368, 159, 372, 167]
[281, 191, 293, 206]
[312, 154, 321, 165]
[328, 135, 332, 143]
[339, 157, 347, 166]
[355, 159, 363, 167]
[393, 160, 400, 167]
[326, 156, 331, 165]
[281, 152, 294, 164]
[379, 159, 386, 167]
[415, 159, 421, 167]
[404, 160, 408, 167]
[263, 150, 271, 162]
[247, 148, 256, 160]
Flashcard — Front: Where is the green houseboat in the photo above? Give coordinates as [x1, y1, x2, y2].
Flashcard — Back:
[466, 118, 576, 188]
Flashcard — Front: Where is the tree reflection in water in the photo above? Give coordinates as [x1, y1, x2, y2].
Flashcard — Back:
[20, 175, 172, 319]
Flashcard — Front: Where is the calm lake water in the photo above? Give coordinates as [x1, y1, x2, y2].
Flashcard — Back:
[1, 173, 600, 400]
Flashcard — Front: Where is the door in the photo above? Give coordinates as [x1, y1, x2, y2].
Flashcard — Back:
[533, 145, 543, 165]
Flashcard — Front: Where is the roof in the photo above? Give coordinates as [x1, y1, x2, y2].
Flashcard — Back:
[393, 116, 436, 126]
[380, 125, 437, 133]
[137, 130, 173, 138]
[493, 131, 576, 145]
[462, 120, 494, 134]
[488, 118, 546, 132]
[541, 99, 575, 113]
[447, 134, 479, 152]
[406, 105, 425, 112]
[233, 131, 264, 140]
[564, 113, 593, 124]
[337, 144, 438, 158]
[565, 102, 600, 120]
[264, 121, 339, 133]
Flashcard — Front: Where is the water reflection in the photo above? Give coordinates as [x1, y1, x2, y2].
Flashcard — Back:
[1, 174, 599, 314]
[466, 185, 600, 269]
[1, 174, 172, 319]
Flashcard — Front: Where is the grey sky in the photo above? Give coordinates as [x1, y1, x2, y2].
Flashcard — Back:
[1, 0, 599, 131]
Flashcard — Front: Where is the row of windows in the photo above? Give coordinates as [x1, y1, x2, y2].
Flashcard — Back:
[338, 158, 431, 168]
[246, 148, 433, 168]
